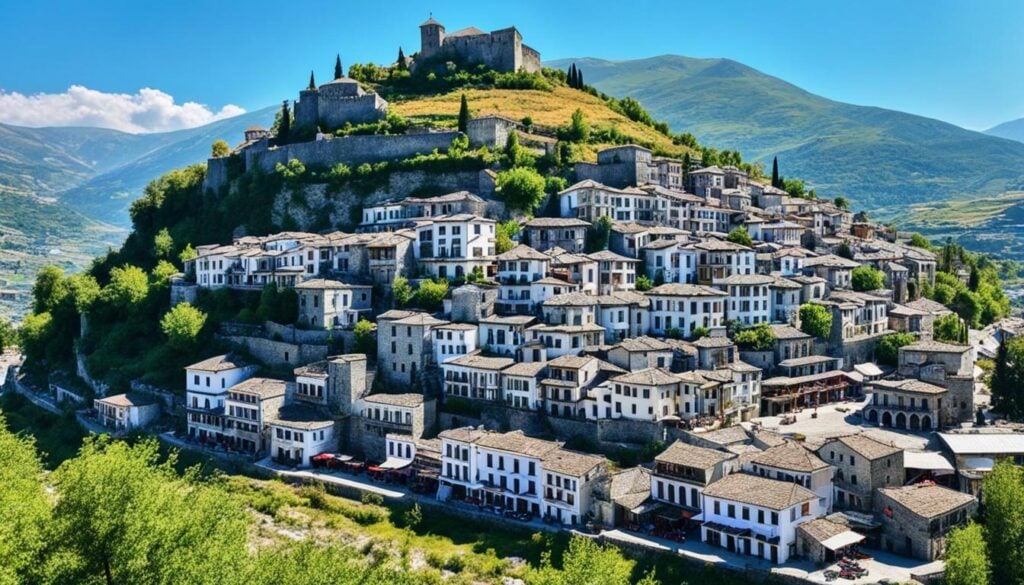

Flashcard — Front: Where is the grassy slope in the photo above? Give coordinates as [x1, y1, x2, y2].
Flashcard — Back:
[391, 85, 690, 160]
[548, 55, 1024, 210]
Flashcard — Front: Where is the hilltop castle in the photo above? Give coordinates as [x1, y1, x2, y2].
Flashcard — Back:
[416, 16, 541, 74]
[294, 65, 388, 133]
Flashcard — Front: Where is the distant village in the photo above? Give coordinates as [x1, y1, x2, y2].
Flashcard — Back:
[27, 16, 1024, 585]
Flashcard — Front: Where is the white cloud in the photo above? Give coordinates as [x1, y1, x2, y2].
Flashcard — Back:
[0, 85, 246, 133]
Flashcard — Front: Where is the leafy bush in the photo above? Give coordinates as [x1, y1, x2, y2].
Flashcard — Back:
[799, 304, 833, 339]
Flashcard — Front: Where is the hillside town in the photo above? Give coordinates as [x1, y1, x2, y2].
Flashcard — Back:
[5, 16, 1022, 585]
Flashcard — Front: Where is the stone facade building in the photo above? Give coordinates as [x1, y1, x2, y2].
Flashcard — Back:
[817, 434, 903, 513]
[295, 75, 388, 132]
[417, 18, 541, 73]
[376, 310, 447, 386]
[875, 483, 977, 560]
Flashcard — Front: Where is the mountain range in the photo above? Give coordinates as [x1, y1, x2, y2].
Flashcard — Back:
[548, 55, 1024, 211]
[986, 117, 1024, 144]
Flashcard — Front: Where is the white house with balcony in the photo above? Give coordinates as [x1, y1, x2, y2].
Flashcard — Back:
[715, 274, 773, 326]
[478, 315, 535, 357]
[433, 323, 479, 364]
[646, 283, 727, 337]
[414, 214, 496, 280]
[268, 404, 335, 467]
[495, 244, 551, 315]
[442, 352, 514, 402]
[701, 473, 823, 564]
[185, 354, 257, 443]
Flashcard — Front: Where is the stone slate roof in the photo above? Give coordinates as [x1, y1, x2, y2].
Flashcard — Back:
[647, 283, 727, 297]
[611, 368, 681, 387]
[294, 360, 329, 379]
[826, 434, 902, 460]
[295, 278, 369, 289]
[447, 353, 515, 371]
[615, 336, 671, 352]
[97, 393, 159, 408]
[474, 430, 561, 458]
[524, 217, 591, 228]
[543, 292, 599, 306]
[496, 244, 550, 261]
[878, 483, 976, 519]
[798, 518, 861, 545]
[901, 340, 971, 354]
[187, 353, 247, 373]
[703, 473, 818, 510]
[751, 441, 830, 473]
[693, 425, 750, 447]
[691, 336, 735, 349]
[502, 362, 547, 377]
[231, 378, 288, 398]
[770, 324, 812, 340]
[267, 404, 334, 430]
[362, 393, 425, 407]
[872, 378, 947, 395]
[541, 448, 605, 477]
[656, 440, 734, 469]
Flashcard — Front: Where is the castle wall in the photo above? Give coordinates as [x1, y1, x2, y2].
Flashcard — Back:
[204, 157, 230, 193]
[318, 93, 387, 129]
[295, 90, 319, 130]
[246, 131, 460, 174]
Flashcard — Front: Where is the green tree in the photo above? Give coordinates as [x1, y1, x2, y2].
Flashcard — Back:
[151, 260, 179, 288]
[211, 139, 230, 158]
[563, 108, 589, 143]
[160, 303, 208, 350]
[952, 290, 983, 328]
[392, 276, 414, 308]
[969, 264, 981, 291]
[945, 522, 990, 585]
[334, 54, 343, 79]
[495, 220, 520, 254]
[734, 323, 776, 351]
[771, 156, 780, 188]
[876, 332, 916, 365]
[585, 216, 613, 253]
[836, 242, 854, 260]
[908, 233, 933, 250]
[496, 167, 546, 212]
[991, 337, 1024, 421]
[353, 318, 376, 355]
[415, 279, 448, 311]
[851, 265, 885, 291]
[47, 436, 250, 585]
[934, 313, 969, 343]
[0, 416, 51, 585]
[67, 273, 102, 314]
[798, 304, 832, 339]
[726, 227, 752, 247]
[458, 93, 470, 133]
[0, 318, 17, 352]
[528, 535, 652, 585]
[18, 312, 53, 362]
[276, 100, 291, 144]
[101, 265, 150, 308]
[983, 461, 1024, 585]
[635, 274, 653, 292]
[396, 46, 407, 71]
[153, 227, 174, 259]
[31, 265, 70, 314]
[833, 196, 850, 210]
[178, 243, 197, 265]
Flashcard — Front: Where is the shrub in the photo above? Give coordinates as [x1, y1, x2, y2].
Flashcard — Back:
[496, 167, 546, 213]
[799, 304, 833, 339]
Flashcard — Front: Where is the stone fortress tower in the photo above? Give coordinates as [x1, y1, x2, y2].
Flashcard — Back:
[294, 58, 388, 133]
[415, 16, 541, 74]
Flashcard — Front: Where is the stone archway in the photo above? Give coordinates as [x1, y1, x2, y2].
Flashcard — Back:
[910, 414, 920, 431]
[867, 410, 879, 424]
[882, 411, 893, 427]
[895, 412, 907, 429]
[922, 415, 932, 430]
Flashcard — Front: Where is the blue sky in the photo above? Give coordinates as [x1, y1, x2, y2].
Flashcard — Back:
[2, 0, 1023, 131]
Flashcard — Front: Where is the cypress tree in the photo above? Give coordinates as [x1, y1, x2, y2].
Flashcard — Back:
[992, 338, 1013, 417]
[568, 64, 577, 88]
[771, 156, 780, 188]
[968, 264, 980, 291]
[307, 70, 316, 90]
[397, 47, 407, 71]
[278, 100, 291, 145]
[458, 93, 470, 134]
[577, 68, 584, 88]
[334, 54, 343, 79]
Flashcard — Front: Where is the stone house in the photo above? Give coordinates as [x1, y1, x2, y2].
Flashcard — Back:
[365, 231, 416, 285]
[607, 336, 674, 372]
[545, 248, 599, 294]
[495, 244, 551, 315]
[441, 352, 514, 402]
[796, 518, 866, 565]
[817, 434, 903, 513]
[93, 393, 160, 433]
[522, 217, 590, 254]
[898, 341, 975, 426]
[432, 322, 479, 365]
[295, 279, 372, 329]
[646, 283, 727, 337]
[651, 440, 737, 518]
[501, 361, 547, 410]
[478, 314, 536, 357]
[376, 310, 448, 386]
[417, 18, 541, 74]
[744, 441, 834, 511]
[356, 392, 436, 460]
[865, 378, 947, 431]
[801, 254, 859, 291]
[414, 214, 497, 280]
[715, 274, 773, 326]
[527, 323, 605, 359]
[607, 368, 683, 422]
[267, 404, 335, 467]
[185, 354, 258, 443]
[689, 239, 756, 285]
[223, 378, 288, 458]
[875, 483, 977, 560]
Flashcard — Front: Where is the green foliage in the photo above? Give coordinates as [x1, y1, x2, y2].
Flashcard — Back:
[836, 242, 853, 260]
[585, 216, 613, 253]
[798, 304, 832, 339]
[635, 275, 653, 292]
[689, 326, 710, 341]
[353, 318, 376, 355]
[256, 283, 297, 325]
[392, 276, 414, 308]
[908, 233, 934, 250]
[734, 323, 776, 351]
[102, 265, 150, 308]
[528, 536, 647, 585]
[160, 303, 208, 350]
[415, 279, 449, 312]
[991, 337, 1024, 421]
[496, 167, 546, 213]
[945, 522, 990, 585]
[833, 196, 850, 210]
[274, 100, 291, 144]
[495, 220, 520, 254]
[934, 313, 970, 343]
[726, 227, 752, 247]
[458, 94, 469, 133]
[0, 318, 16, 352]
[851, 265, 885, 291]
[211, 139, 230, 158]
[982, 461, 1024, 585]
[0, 413, 50, 585]
[876, 332, 916, 366]
[559, 109, 590, 143]
[150, 260, 179, 288]
[31, 266, 70, 314]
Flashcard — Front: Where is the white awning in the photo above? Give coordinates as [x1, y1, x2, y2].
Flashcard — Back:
[820, 530, 866, 551]
[377, 457, 413, 470]
[904, 451, 955, 475]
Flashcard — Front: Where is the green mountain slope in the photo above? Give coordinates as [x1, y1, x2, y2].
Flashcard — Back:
[547, 55, 1024, 210]
[986, 117, 1024, 144]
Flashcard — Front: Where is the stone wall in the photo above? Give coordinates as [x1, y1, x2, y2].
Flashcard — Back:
[246, 132, 461, 174]
[220, 334, 328, 367]
[273, 169, 495, 231]
[170, 278, 198, 307]
[204, 157, 231, 193]
[319, 94, 387, 129]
